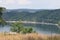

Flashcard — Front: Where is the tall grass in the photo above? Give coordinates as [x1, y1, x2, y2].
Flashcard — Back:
[0, 33, 60, 40]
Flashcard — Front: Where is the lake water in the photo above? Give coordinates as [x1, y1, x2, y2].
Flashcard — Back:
[0, 23, 60, 34]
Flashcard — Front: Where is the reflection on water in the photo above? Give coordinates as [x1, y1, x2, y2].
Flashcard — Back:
[0, 24, 60, 34]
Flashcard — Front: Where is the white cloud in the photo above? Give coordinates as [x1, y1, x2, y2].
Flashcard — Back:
[4, 0, 15, 4]
[31, 0, 60, 9]
[0, 0, 32, 9]
[0, 0, 60, 9]
[0, 0, 2, 3]
[1, 0, 32, 5]
[17, 0, 31, 5]
[0, 0, 4, 7]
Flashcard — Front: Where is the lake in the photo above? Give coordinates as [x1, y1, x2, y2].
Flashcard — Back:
[0, 23, 60, 34]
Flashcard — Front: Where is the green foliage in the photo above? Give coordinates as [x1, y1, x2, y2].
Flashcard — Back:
[0, 7, 5, 11]
[11, 22, 23, 33]
[0, 17, 6, 25]
[11, 21, 35, 34]
[22, 27, 35, 34]
[0, 7, 6, 25]
[0, 7, 6, 16]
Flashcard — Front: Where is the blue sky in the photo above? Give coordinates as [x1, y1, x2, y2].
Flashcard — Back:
[0, 0, 60, 9]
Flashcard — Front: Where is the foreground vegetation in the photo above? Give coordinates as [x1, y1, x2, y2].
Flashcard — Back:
[0, 33, 60, 40]
[11, 21, 36, 34]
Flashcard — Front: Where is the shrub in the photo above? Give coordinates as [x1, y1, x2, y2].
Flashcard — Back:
[11, 21, 36, 34]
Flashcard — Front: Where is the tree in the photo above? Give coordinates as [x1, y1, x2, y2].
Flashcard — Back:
[11, 22, 24, 33]
[0, 7, 5, 17]
[11, 21, 36, 34]
[0, 7, 6, 25]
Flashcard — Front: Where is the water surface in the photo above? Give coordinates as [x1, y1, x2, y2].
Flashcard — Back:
[0, 24, 60, 34]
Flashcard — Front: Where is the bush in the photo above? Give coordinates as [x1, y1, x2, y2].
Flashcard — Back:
[11, 21, 36, 34]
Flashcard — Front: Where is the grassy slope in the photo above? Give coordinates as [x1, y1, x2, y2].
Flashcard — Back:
[0, 33, 60, 40]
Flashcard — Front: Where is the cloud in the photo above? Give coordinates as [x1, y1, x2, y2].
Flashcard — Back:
[0, 0, 60, 9]
[4, 0, 15, 4]
[0, 0, 32, 9]
[17, 0, 31, 5]
[1, 0, 32, 5]
[30, 0, 60, 9]
[0, 0, 4, 7]
[0, 0, 2, 3]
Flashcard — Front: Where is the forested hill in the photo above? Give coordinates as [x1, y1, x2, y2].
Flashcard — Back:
[2, 9, 60, 23]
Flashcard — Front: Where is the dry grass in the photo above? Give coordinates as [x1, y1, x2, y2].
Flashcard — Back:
[0, 33, 60, 40]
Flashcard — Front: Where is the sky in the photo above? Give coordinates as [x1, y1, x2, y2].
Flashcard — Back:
[0, 0, 60, 9]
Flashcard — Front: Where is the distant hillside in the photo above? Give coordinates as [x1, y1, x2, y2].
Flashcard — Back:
[2, 9, 60, 23]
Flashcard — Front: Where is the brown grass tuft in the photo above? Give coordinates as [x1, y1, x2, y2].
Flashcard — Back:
[0, 33, 60, 40]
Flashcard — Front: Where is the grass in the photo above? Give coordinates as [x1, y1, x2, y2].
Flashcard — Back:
[0, 33, 60, 40]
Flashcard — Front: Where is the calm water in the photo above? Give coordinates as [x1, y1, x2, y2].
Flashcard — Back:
[0, 25, 10, 32]
[0, 24, 60, 34]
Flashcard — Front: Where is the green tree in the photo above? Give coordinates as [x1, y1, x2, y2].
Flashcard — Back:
[0, 7, 6, 25]
[11, 22, 23, 33]
[0, 7, 5, 16]
[11, 21, 36, 34]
